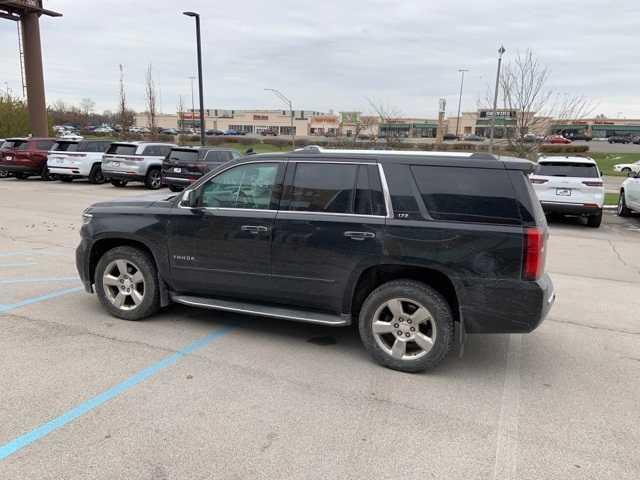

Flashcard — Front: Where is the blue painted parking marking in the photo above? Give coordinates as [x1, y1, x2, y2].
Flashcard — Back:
[0, 276, 78, 285]
[0, 327, 235, 461]
[0, 287, 83, 314]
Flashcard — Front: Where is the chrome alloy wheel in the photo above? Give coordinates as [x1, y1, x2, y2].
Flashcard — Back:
[102, 259, 145, 310]
[371, 298, 436, 360]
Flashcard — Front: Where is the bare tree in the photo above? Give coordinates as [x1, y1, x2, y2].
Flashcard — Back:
[177, 95, 185, 131]
[494, 49, 594, 158]
[366, 97, 404, 146]
[145, 63, 158, 137]
[118, 64, 133, 135]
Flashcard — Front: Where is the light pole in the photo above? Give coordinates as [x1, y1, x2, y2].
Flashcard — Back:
[455, 68, 469, 139]
[265, 88, 295, 149]
[183, 11, 206, 146]
[488, 46, 506, 154]
[188, 75, 196, 130]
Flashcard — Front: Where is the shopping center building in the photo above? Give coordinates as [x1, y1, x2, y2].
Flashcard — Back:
[136, 108, 639, 139]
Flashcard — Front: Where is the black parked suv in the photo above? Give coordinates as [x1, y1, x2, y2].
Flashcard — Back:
[161, 146, 240, 192]
[76, 149, 554, 372]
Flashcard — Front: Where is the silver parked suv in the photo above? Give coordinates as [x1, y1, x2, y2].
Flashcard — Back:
[101, 142, 175, 189]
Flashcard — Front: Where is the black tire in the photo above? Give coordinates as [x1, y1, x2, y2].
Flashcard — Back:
[14, 173, 28, 180]
[587, 210, 602, 228]
[622, 168, 632, 177]
[94, 246, 160, 321]
[358, 280, 453, 373]
[618, 191, 631, 217]
[0, 169, 9, 178]
[168, 184, 183, 192]
[110, 179, 128, 188]
[41, 166, 53, 181]
[88, 164, 105, 184]
[144, 168, 162, 190]
[59, 176, 74, 182]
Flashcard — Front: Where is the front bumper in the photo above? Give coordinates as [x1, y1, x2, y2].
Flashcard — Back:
[75, 237, 94, 293]
[541, 201, 602, 215]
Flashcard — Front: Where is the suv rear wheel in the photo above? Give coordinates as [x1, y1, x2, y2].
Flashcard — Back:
[587, 210, 603, 228]
[618, 190, 631, 217]
[110, 179, 128, 188]
[358, 280, 453, 373]
[168, 184, 183, 192]
[145, 168, 162, 189]
[88, 164, 105, 184]
[94, 246, 160, 320]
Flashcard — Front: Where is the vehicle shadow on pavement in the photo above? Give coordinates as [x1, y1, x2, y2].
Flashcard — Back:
[151, 304, 509, 375]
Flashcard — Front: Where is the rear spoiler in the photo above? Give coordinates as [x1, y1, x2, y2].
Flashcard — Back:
[501, 158, 536, 174]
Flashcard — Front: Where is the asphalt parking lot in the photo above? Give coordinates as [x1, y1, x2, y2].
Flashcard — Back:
[1, 178, 639, 480]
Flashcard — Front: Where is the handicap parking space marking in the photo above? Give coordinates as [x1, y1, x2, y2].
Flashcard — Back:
[0, 286, 83, 314]
[0, 327, 235, 461]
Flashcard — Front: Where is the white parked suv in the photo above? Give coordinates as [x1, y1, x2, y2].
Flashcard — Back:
[530, 156, 604, 228]
[101, 142, 175, 189]
[613, 160, 640, 176]
[47, 140, 112, 183]
[618, 172, 640, 217]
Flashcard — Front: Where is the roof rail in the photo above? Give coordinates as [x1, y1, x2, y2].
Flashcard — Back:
[469, 153, 498, 160]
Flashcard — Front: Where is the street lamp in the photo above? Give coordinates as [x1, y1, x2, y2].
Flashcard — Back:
[265, 88, 295, 149]
[183, 11, 206, 146]
[488, 46, 506, 154]
[455, 68, 469, 139]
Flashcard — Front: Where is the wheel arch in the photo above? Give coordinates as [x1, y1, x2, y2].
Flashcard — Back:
[89, 235, 170, 307]
[346, 263, 460, 324]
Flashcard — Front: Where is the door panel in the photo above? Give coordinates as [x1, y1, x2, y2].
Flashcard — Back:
[168, 161, 283, 300]
[271, 213, 385, 313]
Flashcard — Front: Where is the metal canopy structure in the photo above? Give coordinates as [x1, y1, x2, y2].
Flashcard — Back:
[0, 0, 62, 137]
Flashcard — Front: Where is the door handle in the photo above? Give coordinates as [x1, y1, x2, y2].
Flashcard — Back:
[344, 231, 376, 241]
[241, 225, 269, 234]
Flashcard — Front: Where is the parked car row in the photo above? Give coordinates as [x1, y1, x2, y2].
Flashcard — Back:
[0, 138, 239, 191]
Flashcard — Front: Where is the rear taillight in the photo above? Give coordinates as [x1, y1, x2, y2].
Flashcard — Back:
[524, 227, 546, 281]
[582, 181, 603, 187]
[530, 178, 548, 184]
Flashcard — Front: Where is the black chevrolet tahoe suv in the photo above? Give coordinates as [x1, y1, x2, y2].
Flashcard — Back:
[76, 149, 555, 372]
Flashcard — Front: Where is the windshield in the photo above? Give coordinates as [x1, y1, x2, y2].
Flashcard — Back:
[52, 142, 79, 152]
[535, 162, 599, 178]
[106, 144, 137, 155]
[167, 149, 199, 163]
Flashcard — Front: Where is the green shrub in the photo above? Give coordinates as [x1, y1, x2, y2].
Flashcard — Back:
[539, 144, 589, 154]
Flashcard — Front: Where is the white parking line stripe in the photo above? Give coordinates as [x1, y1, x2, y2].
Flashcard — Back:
[492, 334, 522, 480]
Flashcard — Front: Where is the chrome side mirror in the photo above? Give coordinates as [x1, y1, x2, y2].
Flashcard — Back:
[181, 189, 195, 207]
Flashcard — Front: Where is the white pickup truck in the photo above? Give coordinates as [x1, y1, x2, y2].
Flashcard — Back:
[47, 140, 113, 183]
[101, 142, 176, 189]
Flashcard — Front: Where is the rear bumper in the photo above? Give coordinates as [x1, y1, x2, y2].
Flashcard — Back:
[460, 273, 555, 334]
[48, 166, 86, 177]
[0, 164, 41, 175]
[103, 171, 145, 182]
[541, 201, 602, 215]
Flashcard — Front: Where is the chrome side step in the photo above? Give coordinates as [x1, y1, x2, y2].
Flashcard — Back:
[171, 294, 350, 326]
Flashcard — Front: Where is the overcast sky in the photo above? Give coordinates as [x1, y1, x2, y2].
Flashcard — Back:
[1, 0, 639, 118]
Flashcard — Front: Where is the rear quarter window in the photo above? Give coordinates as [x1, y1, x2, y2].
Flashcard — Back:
[36, 140, 56, 151]
[411, 165, 521, 225]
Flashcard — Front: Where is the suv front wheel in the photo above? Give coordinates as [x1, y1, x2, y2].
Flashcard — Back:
[95, 246, 160, 320]
[358, 280, 453, 373]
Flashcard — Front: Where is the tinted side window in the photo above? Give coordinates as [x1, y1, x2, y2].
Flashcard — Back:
[287, 163, 357, 213]
[142, 145, 159, 156]
[383, 163, 421, 220]
[204, 151, 223, 163]
[107, 144, 137, 155]
[412, 166, 520, 224]
[36, 140, 55, 150]
[200, 163, 279, 210]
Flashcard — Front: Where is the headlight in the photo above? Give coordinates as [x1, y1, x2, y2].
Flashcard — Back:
[82, 212, 93, 225]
